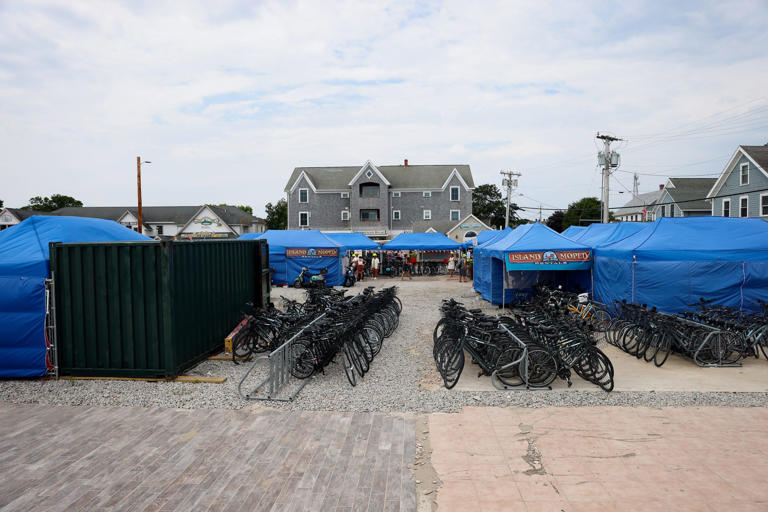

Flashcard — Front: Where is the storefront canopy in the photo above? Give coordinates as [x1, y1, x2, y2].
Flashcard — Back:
[485, 222, 592, 271]
[0, 216, 150, 378]
[594, 217, 768, 312]
[240, 230, 344, 286]
[323, 232, 379, 252]
[381, 232, 461, 251]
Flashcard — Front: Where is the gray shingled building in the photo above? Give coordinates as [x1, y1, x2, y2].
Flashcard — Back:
[284, 160, 475, 239]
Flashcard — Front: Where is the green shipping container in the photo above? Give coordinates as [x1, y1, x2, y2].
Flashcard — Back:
[50, 239, 269, 378]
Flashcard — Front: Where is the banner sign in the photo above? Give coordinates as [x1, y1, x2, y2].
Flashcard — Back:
[286, 248, 339, 258]
[505, 250, 591, 271]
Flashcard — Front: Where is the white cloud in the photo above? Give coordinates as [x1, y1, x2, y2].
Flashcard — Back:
[1, 0, 767, 215]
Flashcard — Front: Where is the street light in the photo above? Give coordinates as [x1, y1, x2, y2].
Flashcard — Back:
[137, 157, 151, 234]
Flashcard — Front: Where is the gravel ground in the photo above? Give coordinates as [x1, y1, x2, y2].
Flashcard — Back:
[1, 277, 766, 411]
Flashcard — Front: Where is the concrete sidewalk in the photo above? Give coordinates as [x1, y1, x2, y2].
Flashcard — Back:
[428, 406, 768, 511]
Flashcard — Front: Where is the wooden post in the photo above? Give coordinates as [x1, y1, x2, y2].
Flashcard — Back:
[136, 156, 143, 234]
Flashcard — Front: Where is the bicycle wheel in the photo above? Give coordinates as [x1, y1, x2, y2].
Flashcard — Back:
[288, 339, 316, 379]
[523, 347, 557, 387]
[494, 347, 525, 387]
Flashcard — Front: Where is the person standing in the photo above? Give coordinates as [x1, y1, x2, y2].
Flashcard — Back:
[457, 252, 467, 283]
[447, 252, 456, 279]
[401, 251, 412, 280]
[356, 252, 365, 282]
[371, 253, 380, 280]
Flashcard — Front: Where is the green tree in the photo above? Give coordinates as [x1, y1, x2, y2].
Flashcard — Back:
[561, 197, 608, 230]
[218, 203, 253, 214]
[472, 183, 523, 228]
[264, 199, 287, 230]
[545, 210, 565, 232]
[0, 198, 3, 208]
[24, 194, 83, 212]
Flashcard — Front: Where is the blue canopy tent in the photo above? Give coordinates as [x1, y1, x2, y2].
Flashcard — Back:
[476, 230, 502, 245]
[241, 230, 344, 286]
[594, 217, 768, 313]
[561, 225, 587, 239]
[323, 232, 379, 252]
[483, 223, 592, 305]
[473, 227, 513, 298]
[381, 232, 461, 251]
[569, 222, 648, 246]
[0, 216, 150, 378]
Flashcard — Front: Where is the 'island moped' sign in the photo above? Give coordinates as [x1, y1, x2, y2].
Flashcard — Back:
[505, 250, 591, 271]
[286, 248, 339, 258]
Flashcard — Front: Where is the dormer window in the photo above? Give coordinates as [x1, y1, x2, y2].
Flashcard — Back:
[740, 163, 749, 186]
[359, 182, 380, 198]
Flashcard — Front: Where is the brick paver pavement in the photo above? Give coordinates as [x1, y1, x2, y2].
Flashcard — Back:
[0, 405, 416, 512]
[429, 406, 768, 512]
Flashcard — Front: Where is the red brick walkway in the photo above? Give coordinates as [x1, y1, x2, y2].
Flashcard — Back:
[429, 406, 768, 512]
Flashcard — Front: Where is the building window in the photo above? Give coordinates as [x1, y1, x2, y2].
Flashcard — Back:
[299, 212, 309, 226]
[392, 191, 401, 198]
[660, 205, 665, 217]
[450, 186, 460, 201]
[423, 209, 431, 220]
[740, 196, 748, 217]
[341, 210, 349, 221]
[341, 192, 349, 198]
[740, 163, 749, 186]
[392, 210, 401, 221]
[669, 205, 674, 217]
[450, 210, 460, 221]
[359, 183, 380, 198]
[761, 194, 768, 216]
[156, 225, 164, 235]
[360, 209, 380, 222]
[723, 199, 730, 217]
[423, 191, 432, 198]
[299, 188, 309, 203]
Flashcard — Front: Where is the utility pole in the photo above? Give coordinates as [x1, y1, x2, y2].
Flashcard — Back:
[500, 170, 521, 228]
[596, 133, 622, 223]
[136, 157, 151, 234]
[632, 172, 639, 198]
[538, 204, 542, 222]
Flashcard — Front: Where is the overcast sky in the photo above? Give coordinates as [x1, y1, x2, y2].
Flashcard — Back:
[2, 0, 767, 218]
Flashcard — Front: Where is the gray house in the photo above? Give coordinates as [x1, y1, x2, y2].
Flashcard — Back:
[284, 160, 474, 239]
[648, 178, 715, 219]
[707, 145, 768, 218]
[614, 187, 664, 222]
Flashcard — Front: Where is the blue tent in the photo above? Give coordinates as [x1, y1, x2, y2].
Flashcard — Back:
[594, 217, 768, 313]
[476, 230, 502, 245]
[381, 232, 461, 251]
[569, 222, 648, 247]
[323, 232, 379, 252]
[561, 225, 587, 239]
[482, 223, 592, 305]
[241, 230, 344, 286]
[0, 216, 150, 378]
[473, 227, 513, 298]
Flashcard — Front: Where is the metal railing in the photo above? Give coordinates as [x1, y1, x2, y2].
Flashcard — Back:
[237, 313, 327, 401]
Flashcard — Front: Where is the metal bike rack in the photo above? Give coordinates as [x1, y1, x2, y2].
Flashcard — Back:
[491, 321, 552, 391]
[238, 313, 327, 402]
[657, 311, 743, 367]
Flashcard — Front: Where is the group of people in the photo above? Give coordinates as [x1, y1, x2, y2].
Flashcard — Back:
[351, 251, 380, 281]
[447, 251, 469, 282]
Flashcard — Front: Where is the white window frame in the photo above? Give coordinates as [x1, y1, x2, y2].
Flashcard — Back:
[761, 193, 768, 217]
[341, 210, 349, 221]
[450, 186, 460, 201]
[423, 209, 431, 220]
[392, 210, 401, 221]
[669, 204, 674, 217]
[299, 188, 309, 203]
[423, 191, 432, 198]
[392, 191, 401, 198]
[722, 198, 730, 217]
[156, 225, 164, 235]
[341, 192, 349, 199]
[740, 163, 749, 186]
[740, 195, 749, 218]
[660, 205, 665, 217]
[299, 211, 310, 226]
[450, 209, 460, 221]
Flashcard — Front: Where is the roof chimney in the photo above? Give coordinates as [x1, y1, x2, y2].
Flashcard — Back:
[659, 184, 664, 190]
[404, 159, 408, 167]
